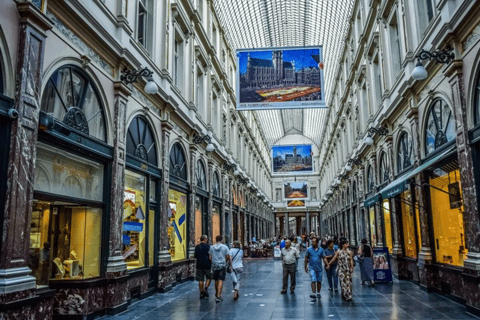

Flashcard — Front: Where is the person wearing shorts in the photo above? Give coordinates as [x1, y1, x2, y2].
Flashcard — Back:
[195, 235, 212, 299]
[305, 237, 329, 300]
[209, 235, 230, 302]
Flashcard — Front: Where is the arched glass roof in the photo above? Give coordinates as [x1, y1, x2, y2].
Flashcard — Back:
[213, 0, 355, 147]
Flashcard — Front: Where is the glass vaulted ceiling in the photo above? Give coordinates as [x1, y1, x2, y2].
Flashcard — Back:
[213, 0, 355, 147]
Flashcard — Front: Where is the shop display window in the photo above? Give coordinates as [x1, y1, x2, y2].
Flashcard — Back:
[400, 191, 418, 258]
[29, 201, 102, 288]
[383, 199, 393, 254]
[195, 197, 202, 245]
[34, 143, 104, 202]
[123, 170, 147, 270]
[168, 189, 187, 261]
[429, 167, 467, 266]
[369, 207, 376, 246]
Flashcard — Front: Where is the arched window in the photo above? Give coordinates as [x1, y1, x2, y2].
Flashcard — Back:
[475, 71, 480, 124]
[397, 132, 412, 173]
[367, 165, 375, 193]
[196, 160, 207, 190]
[126, 116, 157, 166]
[425, 98, 455, 155]
[41, 66, 106, 141]
[379, 152, 389, 184]
[213, 172, 220, 196]
[169, 143, 187, 181]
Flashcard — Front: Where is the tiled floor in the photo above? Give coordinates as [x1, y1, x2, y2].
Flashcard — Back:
[102, 254, 479, 320]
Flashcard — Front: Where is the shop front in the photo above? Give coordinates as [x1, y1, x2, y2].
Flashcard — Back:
[123, 116, 161, 298]
[30, 65, 114, 317]
[212, 171, 222, 240]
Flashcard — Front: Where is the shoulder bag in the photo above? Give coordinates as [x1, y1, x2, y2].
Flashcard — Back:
[227, 249, 241, 274]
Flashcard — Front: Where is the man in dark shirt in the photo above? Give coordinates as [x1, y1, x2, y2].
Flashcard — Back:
[195, 235, 212, 299]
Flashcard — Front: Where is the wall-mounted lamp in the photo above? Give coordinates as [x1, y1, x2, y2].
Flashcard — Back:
[364, 134, 374, 146]
[411, 48, 454, 81]
[121, 67, 158, 95]
[368, 126, 388, 136]
[193, 132, 215, 152]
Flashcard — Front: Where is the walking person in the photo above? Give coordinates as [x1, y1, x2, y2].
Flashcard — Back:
[327, 239, 354, 301]
[281, 240, 299, 294]
[357, 238, 375, 286]
[324, 239, 338, 291]
[304, 237, 329, 300]
[194, 235, 212, 299]
[291, 236, 301, 271]
[209, 235, 230, 303]
[229, 241, 244, 300]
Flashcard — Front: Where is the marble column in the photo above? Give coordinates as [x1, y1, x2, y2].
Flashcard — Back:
[306, 212, 310, 235]
[285, 212, 289, 236]
[189, 145, 198, 258]
[106, 82, 130, 274]
[208, 160, 214, 242]
[159, 120, 174, 264]
[408, 107, 433, 288]
[0, 2, 52, 295]
[446, 61, 480, 310]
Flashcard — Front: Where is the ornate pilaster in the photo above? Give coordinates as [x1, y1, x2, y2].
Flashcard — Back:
[0, 2, 52, 295]
[207, 160, 214, 242]
[159, 120, 173, 264]
[188, 145, 198, 258]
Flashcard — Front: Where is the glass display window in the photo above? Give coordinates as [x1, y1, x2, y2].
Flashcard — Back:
[429, 167, 467, 266]
[400, 190, 418, 258]
[369, 207, 376, 246]
[168, 189, 187, 261]
[28, 200, 102, 288]
[195, 197, 202, 245]
[383, 199, 393, 254]
[34, 142, 104, 202]
[123, 170, 147, 270]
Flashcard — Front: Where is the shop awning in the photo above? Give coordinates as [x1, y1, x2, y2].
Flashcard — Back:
[379, 170, 412, 199]
[364, 193, 380, 207]
[379, 145, 456, 199]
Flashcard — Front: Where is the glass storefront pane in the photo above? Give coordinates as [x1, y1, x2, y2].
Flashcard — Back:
[28, 201, 102, 288]
[168, 189, 187, 261]
[383, 199, 393, 254]
[212, 205, 221, 240]
[150, 180, 156, 202]
[369, 207, 376, 246]
[195, 197, 202, 245]
[34, 142, 104, 202]
[149, 208, 155, 267]
[123, 170, 147, 270]
[430, 168, 468, 266]
[400, 191, 417, 259]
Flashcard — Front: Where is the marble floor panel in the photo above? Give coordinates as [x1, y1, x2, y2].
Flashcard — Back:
[101, 255, 479, 320]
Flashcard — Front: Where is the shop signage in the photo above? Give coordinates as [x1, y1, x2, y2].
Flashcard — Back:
[123, 221, 143, 232]
[364, 194, 380, 207]
[124, 190, 136, 205]
[373, 247, 393, 283]
[380, 180, 409, 199]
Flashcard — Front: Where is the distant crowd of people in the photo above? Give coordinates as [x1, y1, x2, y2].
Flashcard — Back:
[279, 232, 377, 302]
[193, 232, 377, 304]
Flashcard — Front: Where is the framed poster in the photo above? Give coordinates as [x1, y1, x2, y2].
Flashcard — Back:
[373, 247, 393, 282]
[237, 46, 325, 110]
[284, 182, 308, 199]
[272, 145, 313, 174]
[287, 199, 306, 208]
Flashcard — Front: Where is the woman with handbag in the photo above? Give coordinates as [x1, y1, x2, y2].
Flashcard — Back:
[357, 238, 375, 286]
[229, 241, 244, 300]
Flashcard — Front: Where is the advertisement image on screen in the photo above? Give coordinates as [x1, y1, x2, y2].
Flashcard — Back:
[287, 199, 306, 208]
[272, 145, 313, 174]
[284, 182, 308, 199]
[237, 46, 325, 110]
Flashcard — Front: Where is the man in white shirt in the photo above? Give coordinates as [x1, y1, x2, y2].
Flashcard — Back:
[281, 240, 300, 294]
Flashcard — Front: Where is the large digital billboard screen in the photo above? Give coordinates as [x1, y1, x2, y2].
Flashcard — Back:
[236, 46, 325, 111]
[272, 145, 313, 174]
